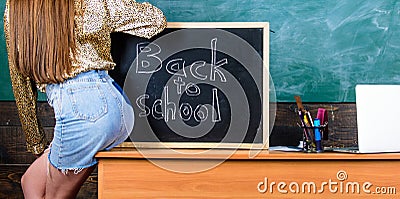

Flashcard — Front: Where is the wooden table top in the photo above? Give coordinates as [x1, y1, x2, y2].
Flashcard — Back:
[96, 147, 400, 160]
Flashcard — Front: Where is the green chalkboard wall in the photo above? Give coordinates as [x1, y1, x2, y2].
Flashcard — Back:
[1, 0, 400, 102]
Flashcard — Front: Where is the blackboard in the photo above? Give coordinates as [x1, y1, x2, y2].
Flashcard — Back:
[110, 22, 269, 148]
[1, 0, 400, 102]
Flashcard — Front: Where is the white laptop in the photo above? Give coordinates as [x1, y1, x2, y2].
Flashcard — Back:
[353, 84, 400, 153]
[330, 85, 400, 153]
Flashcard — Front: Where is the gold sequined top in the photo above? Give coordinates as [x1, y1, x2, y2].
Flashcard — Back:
[3, 0, 167, 155]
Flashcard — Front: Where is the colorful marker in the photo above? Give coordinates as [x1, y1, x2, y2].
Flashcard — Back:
[314, 118, 323, 152]
[316, 108, 328, 140]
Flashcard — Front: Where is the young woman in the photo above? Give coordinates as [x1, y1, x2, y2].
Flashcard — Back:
[4, 0, 166, 198]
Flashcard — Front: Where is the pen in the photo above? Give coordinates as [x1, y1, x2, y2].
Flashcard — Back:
[295, 96, 308, 150]
[298, 111, 310, 150]
[303, 114, 314, 141]
[306, 111, 314, 128]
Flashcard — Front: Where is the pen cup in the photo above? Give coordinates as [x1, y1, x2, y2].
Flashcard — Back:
[299, 123, 328, 153]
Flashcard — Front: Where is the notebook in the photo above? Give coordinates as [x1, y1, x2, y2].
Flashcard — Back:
[333, 84, 400, 153]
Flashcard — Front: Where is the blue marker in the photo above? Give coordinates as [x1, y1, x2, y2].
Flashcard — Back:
[314, 119, 323, 152]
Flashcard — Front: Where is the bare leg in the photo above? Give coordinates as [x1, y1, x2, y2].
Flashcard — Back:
[21, 151, 48, 199]
[45, 163, 96, 199]
[21, 149, 95, 199]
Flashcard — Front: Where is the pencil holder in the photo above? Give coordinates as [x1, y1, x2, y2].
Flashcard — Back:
[299, 122, 328, 153]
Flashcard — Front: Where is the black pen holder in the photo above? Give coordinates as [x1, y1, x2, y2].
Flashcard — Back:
[299, 123, 328, 153]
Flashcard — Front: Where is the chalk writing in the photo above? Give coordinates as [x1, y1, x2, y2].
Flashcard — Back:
[134, 38, 227, 124]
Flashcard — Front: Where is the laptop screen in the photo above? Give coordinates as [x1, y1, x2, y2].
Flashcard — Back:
[356, 85, 400, 153]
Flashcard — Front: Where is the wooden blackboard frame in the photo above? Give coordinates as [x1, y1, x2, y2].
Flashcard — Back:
[116, 22, 270, 149]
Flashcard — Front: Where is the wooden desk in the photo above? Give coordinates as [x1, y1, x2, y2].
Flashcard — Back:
[96, 149, 400, 198]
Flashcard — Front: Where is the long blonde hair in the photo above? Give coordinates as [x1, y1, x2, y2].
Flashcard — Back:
[8, 0, 76, 83]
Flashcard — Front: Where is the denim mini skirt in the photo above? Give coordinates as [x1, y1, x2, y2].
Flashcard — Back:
[46, 70, 134, 173]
